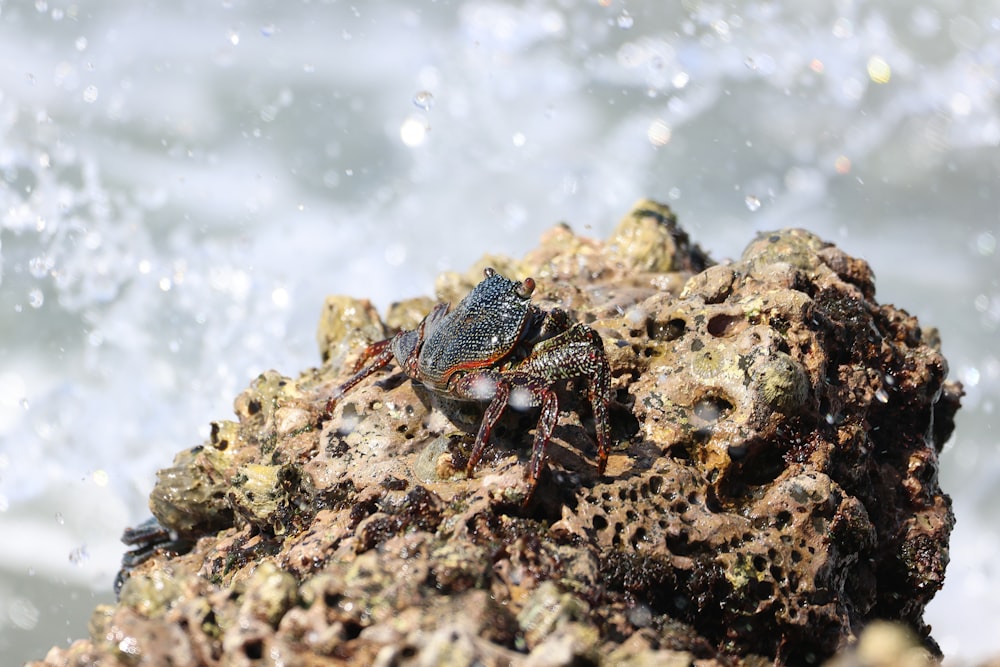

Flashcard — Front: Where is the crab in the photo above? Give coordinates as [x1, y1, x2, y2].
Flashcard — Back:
[324, 267, 612, 499]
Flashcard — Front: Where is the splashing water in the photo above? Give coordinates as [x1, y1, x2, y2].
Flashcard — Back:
[1, 1, 999, 664]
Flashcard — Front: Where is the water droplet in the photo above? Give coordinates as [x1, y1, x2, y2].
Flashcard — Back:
[842, 77, 865, 101]
[625, 307, 647, 328]
[228, 30, 240, 46]
[75, 36, 87, 51]
[400, 115, 429, 147]
[975, 231, 996, 256]
[693, 398, 727, 423]
[512, 132, 526, 147]
[118, 637, 140, 656]
[832, 17, 853, 39]
[336, 403, 359, 435]
[470, 376, 498, 402]
[647, 119, 671, 147]
[82, 85, 98, 103]
[28, 255, 53, 278]
[260, 105, 277, 122]
[626, 601, 653, 627]
[949, 92, 971, 117]
[55, 512, 65, 525]
[617, 10, 634, 29]
[412, 90, 434, 111]
[960, 366, 980, 387]
[745, 195, 761, 212]
[69, 545, 90, 566]
[874, 387, 889, 403]
[509, 386, 534, 411]
[385, 244, 407, 266]
[744, 57, 757, 71]
[667, 187, 681, 200]
[8, 598, 39, 630]
[271, 287, 290, 308]
[28, 289, 44, 308]
[260, 24, 275, 37]
[867, 55, 891, 84]
[35, 0, 47, 12]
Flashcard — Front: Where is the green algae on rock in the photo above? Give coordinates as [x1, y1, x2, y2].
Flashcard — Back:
[31, 200, 960, 667]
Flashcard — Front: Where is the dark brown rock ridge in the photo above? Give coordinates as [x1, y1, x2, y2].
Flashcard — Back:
[33, 200, 960, 666]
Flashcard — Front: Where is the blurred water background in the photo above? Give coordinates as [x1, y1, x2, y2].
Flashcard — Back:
[1, 0, 997, 664]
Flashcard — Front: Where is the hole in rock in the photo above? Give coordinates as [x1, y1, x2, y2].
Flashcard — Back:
[646, 317, 687, 341]
[707, 313, 744, 337]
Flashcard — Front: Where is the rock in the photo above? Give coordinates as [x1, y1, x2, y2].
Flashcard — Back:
[823, 621, 935, 667]
[29, 200, 961, 666]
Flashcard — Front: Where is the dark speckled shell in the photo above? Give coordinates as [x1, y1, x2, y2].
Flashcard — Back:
[417, 271, 531, 391]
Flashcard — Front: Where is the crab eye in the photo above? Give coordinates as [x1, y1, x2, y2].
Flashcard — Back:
[517, 277, 535, 299]
[483, 267, 496, 278]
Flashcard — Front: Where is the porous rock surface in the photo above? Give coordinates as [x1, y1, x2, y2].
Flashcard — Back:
[33, 200, 961, 666]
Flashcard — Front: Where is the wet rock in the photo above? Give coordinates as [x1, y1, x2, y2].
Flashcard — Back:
[823, 621, 934, 667]
[30, 200, 961, 666]
[607, 199, 711, 274]
[317, 296, 387, 368]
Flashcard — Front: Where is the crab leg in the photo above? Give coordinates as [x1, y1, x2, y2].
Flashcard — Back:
[535, 307, 571, 339]
[458, 371, 561, 500]
[516, 324, 611, 474]
[324, 339, 394, 415]
[350, 338, 393, 373]
[526, 386, 559, 488]
[462, 375, 509, 474]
